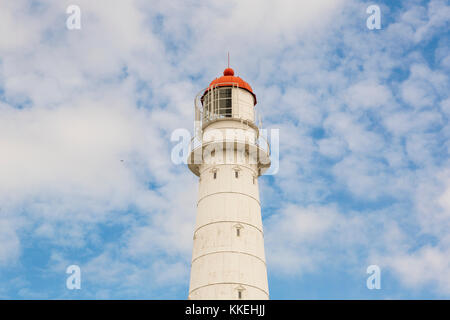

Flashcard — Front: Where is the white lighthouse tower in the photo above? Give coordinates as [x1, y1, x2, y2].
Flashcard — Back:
[187, 67, 271, 300]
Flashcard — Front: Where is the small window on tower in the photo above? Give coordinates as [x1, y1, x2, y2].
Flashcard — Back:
[235, 224, 243, 237]
[235, 285, 245, 299]
[213, 172, 217, 179]
[235, 171, 239, 179]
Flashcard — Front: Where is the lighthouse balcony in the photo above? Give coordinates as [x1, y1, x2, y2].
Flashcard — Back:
[187, 134, 271, 177]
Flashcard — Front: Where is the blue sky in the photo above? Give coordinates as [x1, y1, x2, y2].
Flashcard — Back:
[0, 0, 449, 299]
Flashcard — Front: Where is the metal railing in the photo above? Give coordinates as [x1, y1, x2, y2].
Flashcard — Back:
[188, 133, 270, 157]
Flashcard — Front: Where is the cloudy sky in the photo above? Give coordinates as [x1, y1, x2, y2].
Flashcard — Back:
[0, 0, 449, 299]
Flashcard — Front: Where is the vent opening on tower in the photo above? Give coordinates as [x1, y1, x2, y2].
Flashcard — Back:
[235, 285, 245, 299]
[233, 166, 241, 179]
[210, 167, 218, 180]
[234, 224, 243, 237]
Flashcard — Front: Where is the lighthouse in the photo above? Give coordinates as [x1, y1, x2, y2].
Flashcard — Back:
[187, 67, 271, 300]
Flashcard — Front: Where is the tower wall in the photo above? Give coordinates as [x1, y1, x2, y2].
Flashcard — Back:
[189, 162, 269, 300]
[188, 82, 269, 300]
[230, 87, 255, 122]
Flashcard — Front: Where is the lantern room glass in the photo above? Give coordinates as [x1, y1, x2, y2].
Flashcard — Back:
[203, 87, 232, 122]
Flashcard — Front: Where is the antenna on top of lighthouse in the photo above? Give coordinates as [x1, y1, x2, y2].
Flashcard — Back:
[227, 52, 230, 68]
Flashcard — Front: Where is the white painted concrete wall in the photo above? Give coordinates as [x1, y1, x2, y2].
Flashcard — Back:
[188, 87, 269, 300]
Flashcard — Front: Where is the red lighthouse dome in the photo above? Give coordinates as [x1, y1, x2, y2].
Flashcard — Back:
[202, 68, 257, 105]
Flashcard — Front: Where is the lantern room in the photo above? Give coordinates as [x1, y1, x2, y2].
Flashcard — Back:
[198, 68, 257, 126]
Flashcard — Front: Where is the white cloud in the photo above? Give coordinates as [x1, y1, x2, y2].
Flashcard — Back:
[265, 204, 367, 275]
[0, 219, 20, 265]
[345, 81, 392, 110]
[318, 136, 348, 159]
[400, 64, 448, 110]
[324, 112, 385, 155]
[385, 246, 450, 294]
